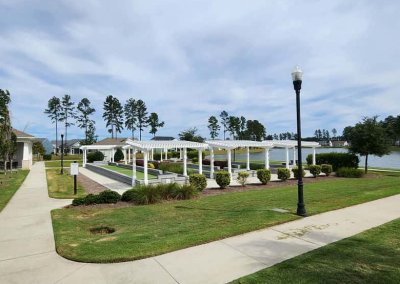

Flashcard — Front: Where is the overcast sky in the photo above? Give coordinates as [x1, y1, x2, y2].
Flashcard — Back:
[1, 0, 399, 141]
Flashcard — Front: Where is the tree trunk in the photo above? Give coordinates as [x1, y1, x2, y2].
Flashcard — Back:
[3, 161, 7, 175]
[364, 154, 368, 174]
[55, 119, 58, 155]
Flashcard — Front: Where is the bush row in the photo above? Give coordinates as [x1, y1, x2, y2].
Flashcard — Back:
[336, 167, 365, 178]
[87, 151, 105, 163]
[72, 190, 121, 206]
[306, 152, 359, 171]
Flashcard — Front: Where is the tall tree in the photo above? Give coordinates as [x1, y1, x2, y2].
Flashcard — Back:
[135, 99, 148, 141]
[44, 96, 62, 154]
[239, 116, 247, 140]
[148, 112, 165, 137]
[77, 98, 95, 144]
[244, 120, 266, 141]
[220, 111, 229, 140]
[332, 128, 337, 138]
[59, 94, 76, 149]
[178, 127, 205, 143]
[207, 116, 220, 139]
[227, 116, 240, 139]
[124, 98, 138, 139]
[103, 95, 124, 139]
[0, 89, 12, 173]
[80, 121, 97, 145]
[345, 116, 391, 173]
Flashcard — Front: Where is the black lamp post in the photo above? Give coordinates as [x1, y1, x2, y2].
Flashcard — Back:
[292, 66, 306, 216]
[60, 133, 64, 175]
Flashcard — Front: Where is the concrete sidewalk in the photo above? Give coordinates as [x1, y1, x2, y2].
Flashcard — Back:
[0, 162, 400, 284]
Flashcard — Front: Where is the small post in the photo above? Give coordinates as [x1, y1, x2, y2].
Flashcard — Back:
[70, 160, 79, 195]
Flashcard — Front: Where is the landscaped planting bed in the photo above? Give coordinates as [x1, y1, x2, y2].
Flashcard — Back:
[51, 172, 400, 263]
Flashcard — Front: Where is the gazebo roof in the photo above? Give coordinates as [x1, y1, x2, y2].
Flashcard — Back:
[125, 139, 208, 151]
[270, 140, 320, 148]
[206, 140, 274, 150]
[80, 145, 116, 150]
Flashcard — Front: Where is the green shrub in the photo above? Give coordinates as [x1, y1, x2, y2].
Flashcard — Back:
[308, 165, 322, 178]
[306, 152, 359, 171]
[321, 164, 333, 176]
[189, 174, 207, 191]
[72, 197, 85, 206]
[159, 183, 180, 199]
[187, 150, 198, 160]
[292, 167, 305, 179]
[98, 190, 121, 203]
[114, 148, 124, 162]
[256, 169, 271, 185]
[277, 168, 291, 181]
[87, 151, 104, 163]
[191, 157, 198, 163]
[83, 194, 101, 205]
[172, 184, 198, 200]
[159, 162, 183, 174]
[237, 171, 249, 187]
[215, 171, 231, 189]
[121, 189, 136, 202]
[43, 154, 52, 160]
[336, 167, 364, 178]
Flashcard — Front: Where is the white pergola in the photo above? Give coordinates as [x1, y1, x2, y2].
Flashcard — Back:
[125, 139, 208, 186]
[270, 140, 320, 169]
[206, 140, 274, 181]
[80, 145, 118, 167]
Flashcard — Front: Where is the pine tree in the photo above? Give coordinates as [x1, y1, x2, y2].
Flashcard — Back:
[59, 94, 76, 149]
[220, 111, 229, 140]
[77, 98, 95, 144]
[0, 89, 12, 173]
[148, 112, 165, 137]
[103, 95, 124, 139]
[135, 99, 148, 141]
[124, 98, 138, 139]
[207, 116, 220, 139]
[44, 96, 62, 154]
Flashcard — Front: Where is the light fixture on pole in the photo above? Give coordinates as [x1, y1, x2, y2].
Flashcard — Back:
[60, 133, 64, 175]
[291, 66, 306, 216]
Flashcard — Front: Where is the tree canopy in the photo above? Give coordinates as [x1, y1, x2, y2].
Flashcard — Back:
[148, 112, 165, 137]
[178, 127, 205, 143]
[103, 95, 124, 139]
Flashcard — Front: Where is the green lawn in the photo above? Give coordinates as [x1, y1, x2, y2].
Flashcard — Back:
[51, 172, 400, 263]
[45, 160, 83, 168]
[46, 169, 86, 199]
[0, 170, 29, 211]
[101, 165, 157, 180]
[232, 218, 400, 284]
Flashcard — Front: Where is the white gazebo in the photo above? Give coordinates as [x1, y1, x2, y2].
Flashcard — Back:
[80, 145, 119, 167]
[206, 140, 274, 181]
[270, 140, 320, 169]
[125, 139, 208, 186]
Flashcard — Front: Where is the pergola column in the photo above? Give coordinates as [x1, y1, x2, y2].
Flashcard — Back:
[227, 149, 232, 181]
[264, 148, 270, 169]
[312, 147, 316, 165]
[124, 148, 127, 164]
[160, 148, 163, 161]
[111, 148, 114, 163]
[83, 148, 87, 167]
[151, 149, 154, 160]
[143, 150, 149, 185]
[164, 148, 168, 160]
[179, 148, 182, 159]
[210, 148, 215, 178]
[246, 147, 250, 170]
[183, 148, 187, 176]
[285, 147, 289, 169]
[293, 147, 296, 166]
[131, 149, 137, 187]
[198, 150, 203, 174]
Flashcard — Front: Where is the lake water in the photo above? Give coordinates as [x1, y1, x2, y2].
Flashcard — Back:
[212, 147, 400, 169]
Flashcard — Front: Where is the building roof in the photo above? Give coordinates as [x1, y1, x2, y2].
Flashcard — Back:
[92, 138, 128, 146]
[151, 136, 176, 141]
[206, 140, 274, 150]
[125, 139, 208, 151]
[12, 128, 35, 138]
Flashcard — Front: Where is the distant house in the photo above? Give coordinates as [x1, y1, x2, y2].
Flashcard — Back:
[12, 129, 35, 169]
[34, 138, 53, 155]
[332, 140, 349, 147]
[318, 140, 332, 147]
[151, 136, 176, 141]
[89, 138, 129, 161]
[51, 139, 82, 155]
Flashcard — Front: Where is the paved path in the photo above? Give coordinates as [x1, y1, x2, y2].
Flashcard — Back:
[1, 162, 400, 284]
[79, 167, 131, 193]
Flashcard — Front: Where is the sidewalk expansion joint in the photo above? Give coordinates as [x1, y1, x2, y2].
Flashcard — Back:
[153, 258, 180, 284]
[0, 250, 54, 263]
[218, 240, 269, 266]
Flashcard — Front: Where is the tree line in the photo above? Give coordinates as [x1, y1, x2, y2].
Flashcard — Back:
[44, 95, 165, 149]
[0, 89, 17, 174]
[207, 110, 266, 141]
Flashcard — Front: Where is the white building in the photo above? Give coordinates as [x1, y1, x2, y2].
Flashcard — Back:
[13, 129, 35, 169]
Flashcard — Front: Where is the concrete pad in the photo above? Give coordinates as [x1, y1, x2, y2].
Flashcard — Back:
[221, 228, 319, 265]
[57, 258, 177, 284]
[79, 167, 131, 191]
[155, 241, 266, 284]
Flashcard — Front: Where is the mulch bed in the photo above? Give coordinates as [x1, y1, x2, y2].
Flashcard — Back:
[78, 174, 108, 194]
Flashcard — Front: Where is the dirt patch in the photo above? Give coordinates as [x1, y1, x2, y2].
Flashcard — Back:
[78, 174, 107, 194]
[90, 226, 115, 235]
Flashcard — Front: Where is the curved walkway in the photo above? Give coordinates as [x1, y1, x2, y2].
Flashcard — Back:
[0, 162, 400, 284]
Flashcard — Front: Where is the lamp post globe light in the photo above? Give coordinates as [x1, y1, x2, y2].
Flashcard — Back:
[292, 66, 306, 216]
[60, 133, 64, 175]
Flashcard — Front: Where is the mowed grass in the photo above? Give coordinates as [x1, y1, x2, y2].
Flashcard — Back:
[0, 170, 29, 211]
[51, 172, 400, 263]
[45, 160, 82, 168]
[232, 218, 400, 284]
[46, 169, 86, 199]
[101, 165, 157, 180]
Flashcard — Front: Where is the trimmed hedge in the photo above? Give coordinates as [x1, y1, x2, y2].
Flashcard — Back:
[306, 152, 359, 171]
[277, 168, 291, 181]
[159, 162, 183, 174]
[202, 159, 228, 169]
[292, 167, 306, 179]
[43, 154, 52, 160]
[189, 174, 207, 191]
[257, 169, 271, 185]
[72, 190, 121, 206]
[237, 171, 249, 187]
[308, 165, 322, 178]
[336, 167, 365, 178]
[215, 171, 230, 189]
[87, 151, 105, 163]
[321, 164, 333, 176]
[114, 148, 124, 162]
